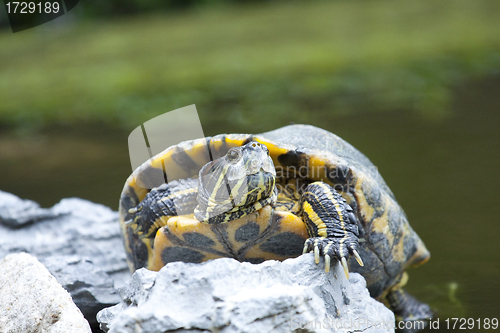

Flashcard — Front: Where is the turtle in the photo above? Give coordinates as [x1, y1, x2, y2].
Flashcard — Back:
[119, 124, 431, 321]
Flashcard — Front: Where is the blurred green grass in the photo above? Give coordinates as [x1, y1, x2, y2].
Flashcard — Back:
[0, 0, 499, 133]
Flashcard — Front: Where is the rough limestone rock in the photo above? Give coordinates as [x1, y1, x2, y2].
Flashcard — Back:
[0, 191, 58, 228]
[41, 255, 122, 330]
[0, 252, 91, 333]
[98, 255, 395, 333]
[0, 191, 396, 333]
[0, 191, 129, 285]
[0, 190, 129, 330]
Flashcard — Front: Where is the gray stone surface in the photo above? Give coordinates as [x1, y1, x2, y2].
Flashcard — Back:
[41, 255, 122, 330]
[0, 190, 130, 331]
[0, 190, 395, 333]
[0, 190, 58, 228]
[0, 191, 129, 284]
[0, 252, 91, 333]
[98, 255, 395, 333]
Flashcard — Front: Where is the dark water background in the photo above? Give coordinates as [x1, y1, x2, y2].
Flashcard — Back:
[1, 76, 499, 331]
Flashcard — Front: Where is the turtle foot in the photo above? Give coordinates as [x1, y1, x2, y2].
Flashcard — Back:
[302, 237, 363, 277]
[387, 288, 433, 323]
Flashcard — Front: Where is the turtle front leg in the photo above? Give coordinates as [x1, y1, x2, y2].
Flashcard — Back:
[300, 182, 363, 277]
[126, 179, 198, 239]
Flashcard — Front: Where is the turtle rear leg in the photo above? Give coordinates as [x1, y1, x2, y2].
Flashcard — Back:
[300, 182, 363, 276]
[385, 273, 433, 321]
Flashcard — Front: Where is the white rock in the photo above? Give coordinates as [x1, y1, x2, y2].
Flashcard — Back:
[0, 190, 129, 289]
[0, 190, 129, 329]
[0, 253, 91, 333]
[98, 255, 395, 333]
[0, 191, 57, 227]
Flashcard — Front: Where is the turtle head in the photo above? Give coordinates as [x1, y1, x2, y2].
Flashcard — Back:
[224, 141, 275, 181]
[195, 141, 276, 223]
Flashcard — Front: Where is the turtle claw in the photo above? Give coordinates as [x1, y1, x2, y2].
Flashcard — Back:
[341, 257, 349, 279]
[353, 249, 364, 267]
[303, 237, 362, 277]
[324, 254, 331, 273]
[314, 243, 320, 264]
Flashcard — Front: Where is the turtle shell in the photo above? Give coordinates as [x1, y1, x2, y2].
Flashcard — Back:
[119, 124, 429, 299]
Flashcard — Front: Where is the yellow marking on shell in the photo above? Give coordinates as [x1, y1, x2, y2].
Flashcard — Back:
[149, 149, 174, 171]
[123, 138, 211, 208]
[209, 136, 245, 159]
[223, 137, 248, 146]
[244, 213, 309, 261]
[153, 138, 211, 180]
[239, 210, 307, 260]
[187, 140, 216, 168]
[252, 138, 289, 165]
[150, 228, 225, 271]
[123, 179, 150, 207]
[306, 156, 328, 183]
[371, 208, 393, 247]
[392, 235, 406, 264]
[150, 207, 309, 271]
[122, 136, 243, 198]
[278, 211, 309, 239]
[141, 238, 155, 270]
[354, 176, 375, 223]
[302, 201, 327, 237]
[150, 214, 226, 270]
[132, 149, 173, 191]
[226, 206, 271, 250]
[150, 229, 175, 271]
[406, 238, 431, 269]
[253, 137, 295, 179]
[396, 221, 430, 269]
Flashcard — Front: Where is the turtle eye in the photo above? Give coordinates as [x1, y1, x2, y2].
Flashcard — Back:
[226, 148, 241, 163]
